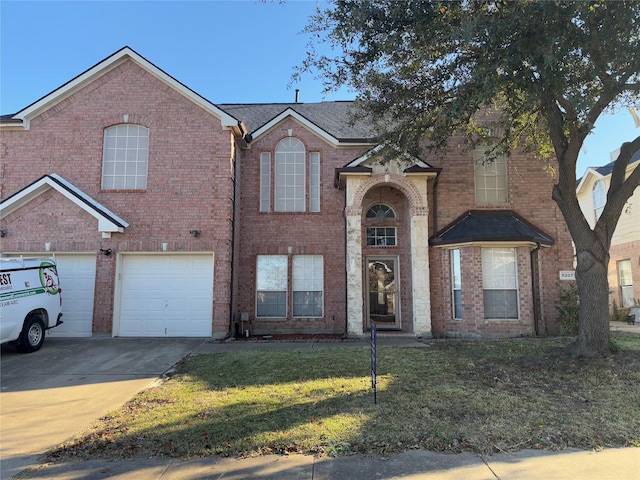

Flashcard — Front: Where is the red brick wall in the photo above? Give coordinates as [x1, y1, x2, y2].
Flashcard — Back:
[234, 118, 367, 335]
[0, 60, 235, 335]
[425, 135, 574, 336]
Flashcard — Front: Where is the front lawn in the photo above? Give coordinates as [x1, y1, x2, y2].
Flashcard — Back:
[48, 334, 640, 460]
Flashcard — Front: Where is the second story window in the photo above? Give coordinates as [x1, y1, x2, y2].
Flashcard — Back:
[474, 146, 508, 205]
[260, 138, 320, 213]
[102, 124, 149, 190]
[592, 180, 605, 221]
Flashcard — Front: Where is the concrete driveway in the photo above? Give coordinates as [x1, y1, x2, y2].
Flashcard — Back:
[0, 336, 206, 480]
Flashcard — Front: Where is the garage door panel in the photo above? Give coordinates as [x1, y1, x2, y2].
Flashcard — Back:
[48, 254, 96, 337]
[118, 254, 214, 337]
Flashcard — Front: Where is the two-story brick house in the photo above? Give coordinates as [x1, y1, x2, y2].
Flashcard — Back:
[0, 47, 574, 339]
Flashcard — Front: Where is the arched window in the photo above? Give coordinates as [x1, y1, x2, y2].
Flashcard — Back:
[592, 180, 605, 221]
[366, 204, 397, 246]
[275, 138, 306, 212]
[260, 137, 320, 213]
[101, 124, 149, 190]
[366, 204, 396, 222]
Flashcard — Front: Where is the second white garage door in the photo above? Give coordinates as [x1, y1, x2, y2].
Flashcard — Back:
[117, 254, 214, 337]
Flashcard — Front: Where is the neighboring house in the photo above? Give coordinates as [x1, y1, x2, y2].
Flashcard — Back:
[0, 47, 574, 340]
[577, 149, 640, 311]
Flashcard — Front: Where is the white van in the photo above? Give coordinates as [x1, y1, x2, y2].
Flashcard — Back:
[0, 257, 64, 352]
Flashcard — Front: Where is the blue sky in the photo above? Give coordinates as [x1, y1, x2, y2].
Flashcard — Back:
[1, 0, 638, 176]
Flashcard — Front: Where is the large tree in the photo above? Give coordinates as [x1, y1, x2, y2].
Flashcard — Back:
[298, 0, 640, 356]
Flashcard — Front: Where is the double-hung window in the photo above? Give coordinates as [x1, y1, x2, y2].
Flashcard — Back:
[482, 248, 519, 319]
[256, 255, 288, 317]
[260, 138, 320, 212]
[618, 259, 634, 308]
[474, 146, 508, 205]
[102, 124, 149, 190]
[256, 254, 324, 318]
[293, 255, 324, 317]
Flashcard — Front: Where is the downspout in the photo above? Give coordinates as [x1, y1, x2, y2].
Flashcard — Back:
[431, 174, 440, 236]
[226, 123, 251, 340]
[343, 184, 349, 338]
[226, 147, 239, 340]
[530, 242, 542, 336]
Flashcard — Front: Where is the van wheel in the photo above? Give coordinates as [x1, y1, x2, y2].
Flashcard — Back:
[17, 315, 46, 353]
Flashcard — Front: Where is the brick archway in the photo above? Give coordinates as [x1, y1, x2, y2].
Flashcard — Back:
[351, 172, 427, 216]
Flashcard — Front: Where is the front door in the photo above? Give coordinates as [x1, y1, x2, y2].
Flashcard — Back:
[366, 257, 400, 330]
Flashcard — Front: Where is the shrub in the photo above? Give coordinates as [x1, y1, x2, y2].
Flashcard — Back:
[555, 282, 579, 335]
[610, 300, 630, 323]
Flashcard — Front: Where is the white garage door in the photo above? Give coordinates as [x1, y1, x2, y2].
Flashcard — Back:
[49, 254, 96, 337]
[117, 254, 214, 337]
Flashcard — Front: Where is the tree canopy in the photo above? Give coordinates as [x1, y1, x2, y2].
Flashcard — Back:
[298, 0, 640, 356]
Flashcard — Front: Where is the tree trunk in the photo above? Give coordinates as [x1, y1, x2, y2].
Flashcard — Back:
[552, 165, 613, 358]
[573, 247, 611, 357]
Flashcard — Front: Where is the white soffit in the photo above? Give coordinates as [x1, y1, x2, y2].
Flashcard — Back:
[576, 167, 605, 195]
[345, 144, 432, 168]
[251, 109, 344, 146]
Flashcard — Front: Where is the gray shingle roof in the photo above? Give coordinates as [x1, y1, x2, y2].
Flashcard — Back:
[217, 101, 377, 142]
[594, 148, 640, 176]
[430, 210, 554, 247]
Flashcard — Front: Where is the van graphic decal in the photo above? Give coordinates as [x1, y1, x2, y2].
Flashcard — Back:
[39, 262, 60, 296]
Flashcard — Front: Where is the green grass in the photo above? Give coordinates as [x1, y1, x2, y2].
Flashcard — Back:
[47, 334, 640, 461]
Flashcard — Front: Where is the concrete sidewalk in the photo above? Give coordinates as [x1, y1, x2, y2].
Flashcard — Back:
[13, 447, 640, 479]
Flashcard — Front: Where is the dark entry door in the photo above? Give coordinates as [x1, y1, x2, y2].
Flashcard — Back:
[366, 257, 400, 330]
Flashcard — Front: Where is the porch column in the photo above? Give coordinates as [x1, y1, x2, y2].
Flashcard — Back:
[411, 212, 432, 337]
[345, 207, 363, 336]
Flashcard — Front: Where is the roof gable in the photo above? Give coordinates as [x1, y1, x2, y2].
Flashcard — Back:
[2, 46, 239, 130]
[218, 102, 377, 145]
[344, 144, 434, 169]
[334, 144, 440, 188]
[0, 174, 128, 236]
[577, 149, 640, 194]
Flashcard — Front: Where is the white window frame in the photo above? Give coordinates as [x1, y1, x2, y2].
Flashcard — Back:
[293, 255, 324, 317]
[618, 259, 634, 308]
[451, 249, 462, 319]
[592, 180, 606, 222]
[102, 124, 149, 190]
[482, 247, 519, 319]
[260, 139, 320, 212]
[275, 138, 306, 212]
[474, 146, 508, 205]
[309, 152, 320, 212]
[256, 255, 288, 318]
[260, 152, 271, 212]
